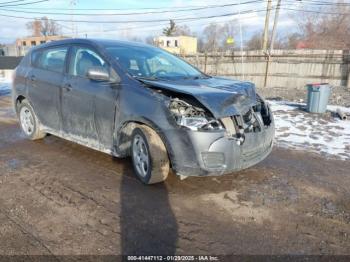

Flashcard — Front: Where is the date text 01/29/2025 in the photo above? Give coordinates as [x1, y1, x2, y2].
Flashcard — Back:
[127, 255, 219, 261]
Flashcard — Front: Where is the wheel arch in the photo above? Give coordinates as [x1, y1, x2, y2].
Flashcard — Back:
[115, 119, 174, 167]
[15, 95, 26, 112]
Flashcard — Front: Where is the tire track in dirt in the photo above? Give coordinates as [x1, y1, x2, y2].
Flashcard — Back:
[2, 95, 350, 255]
[0, 166, 121, 254]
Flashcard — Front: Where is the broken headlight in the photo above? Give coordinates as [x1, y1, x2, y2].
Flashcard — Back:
[169, 98, 223, 131]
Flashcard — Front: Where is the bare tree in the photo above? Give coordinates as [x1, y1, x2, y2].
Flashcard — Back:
[145, 35, 155, 45]
[163, 20, 177, 36]
[246, 31, 286, 50]
[128, 36, 143, 43]
[284, 32, 302, 49]
[220, 20, 238, 50]
[200, 21, 239, 52]
[26, 19, 42, 37]
[174, 24, 193, 36]
[197, 37, 206, 53]
[202, 23, 223, 52]
[26, 17, 61, 37]
[295, 3, 350, 49]
[41, 17, 61, 36]
[246, 32, 263, 50]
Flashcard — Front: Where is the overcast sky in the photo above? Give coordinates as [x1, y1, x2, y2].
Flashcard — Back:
[0, 0, 323, 44]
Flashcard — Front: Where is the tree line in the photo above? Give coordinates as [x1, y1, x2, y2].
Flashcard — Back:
[24, 1, 350, 51]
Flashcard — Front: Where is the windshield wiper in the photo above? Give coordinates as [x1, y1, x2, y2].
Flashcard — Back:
[134, 76, 159, 81]
[182, 74, 211, 80]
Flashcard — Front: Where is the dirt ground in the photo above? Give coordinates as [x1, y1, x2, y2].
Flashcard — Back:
[0, 95, 350, 256]
[257, 86, 350, 107]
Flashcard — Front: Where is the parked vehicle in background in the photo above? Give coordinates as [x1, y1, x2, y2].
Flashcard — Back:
[12, 39, 274, 184]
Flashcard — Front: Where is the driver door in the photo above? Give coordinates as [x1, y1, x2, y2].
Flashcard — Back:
[61, 46, 118, 150]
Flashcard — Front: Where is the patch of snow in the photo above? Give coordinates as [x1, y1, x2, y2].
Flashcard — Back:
[0, 77, 11, 96]
[268, 100, 350, 160]
[267, 100, 298, 112]
[327, 105, 350, 114]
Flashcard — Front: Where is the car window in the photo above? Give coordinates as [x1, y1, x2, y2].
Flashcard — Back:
[69, 47, 108, 78]
[146, 56, 187, 76]
[106, 45, 203, 80]
[31, 47, 68, 73]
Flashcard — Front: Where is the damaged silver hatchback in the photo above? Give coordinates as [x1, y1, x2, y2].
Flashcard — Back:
[12, 39, 274, 184]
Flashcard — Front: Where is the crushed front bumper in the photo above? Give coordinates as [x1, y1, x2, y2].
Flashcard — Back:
[166, 122, 274, 177]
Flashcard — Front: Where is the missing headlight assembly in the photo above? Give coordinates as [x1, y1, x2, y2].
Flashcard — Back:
[169, 95, 272, 141]
[220, 96, 273, 145]
[169, 98, 223, 131]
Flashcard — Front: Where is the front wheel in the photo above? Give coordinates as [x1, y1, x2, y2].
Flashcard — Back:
[131, 126, 169, 184]
[17, 99, 46, 140]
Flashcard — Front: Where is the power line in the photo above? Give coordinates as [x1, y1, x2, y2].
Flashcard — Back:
[3, 1, 265, 10]
[1, 0, 348, 21]
[64, 12, 263, 37]
[61, 10, 208, 35]
[14, 7, 268, 38]
[0, 0, 265, 16]
[9, 4, 220, 10]
[282, 7, 350, 15]
[0, 0, 29, 4]
[6, 0, 348, 10]
[295, 0, 350, 5]
[0, 8, 269, 23]
[0, 0, 48, 7]
[283, 0, 350, 7]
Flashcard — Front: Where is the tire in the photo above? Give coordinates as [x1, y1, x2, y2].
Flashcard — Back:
[131, 125, 169, 184]
[17, 99, 46, 140]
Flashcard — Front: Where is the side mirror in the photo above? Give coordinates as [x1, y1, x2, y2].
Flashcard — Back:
[87, 67, 110, 81]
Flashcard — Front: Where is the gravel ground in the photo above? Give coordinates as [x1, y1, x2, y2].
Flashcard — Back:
[0, 95, 350, 256]
[258, 86, 350, 107]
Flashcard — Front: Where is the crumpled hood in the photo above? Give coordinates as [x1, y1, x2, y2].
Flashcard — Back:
[140, 77, 257, 118]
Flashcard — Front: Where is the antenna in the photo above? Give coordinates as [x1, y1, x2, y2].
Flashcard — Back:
[70, 0, 78, 37]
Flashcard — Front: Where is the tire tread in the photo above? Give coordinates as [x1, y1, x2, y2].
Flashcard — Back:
[18, 99, 46, 140]
[134, 125, 169, 184]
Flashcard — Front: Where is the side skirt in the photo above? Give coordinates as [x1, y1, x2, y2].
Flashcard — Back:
[41, 126, 121, 158]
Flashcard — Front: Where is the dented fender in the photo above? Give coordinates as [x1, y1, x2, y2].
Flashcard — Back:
[140, 77, 257, 118]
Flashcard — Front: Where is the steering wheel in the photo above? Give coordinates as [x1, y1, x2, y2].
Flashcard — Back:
[152, 70, 167, 78]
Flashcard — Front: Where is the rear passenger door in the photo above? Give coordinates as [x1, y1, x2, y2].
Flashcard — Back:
[28, 46, 68, 131]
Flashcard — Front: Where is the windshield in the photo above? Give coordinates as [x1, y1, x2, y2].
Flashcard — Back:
[105, 45, 204, 80]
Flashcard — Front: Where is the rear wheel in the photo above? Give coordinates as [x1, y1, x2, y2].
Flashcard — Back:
[17, 99, 46, 140]
[131, 126, 169, 184]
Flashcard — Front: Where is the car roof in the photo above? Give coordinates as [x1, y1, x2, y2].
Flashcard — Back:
[31, 38, 153, 51]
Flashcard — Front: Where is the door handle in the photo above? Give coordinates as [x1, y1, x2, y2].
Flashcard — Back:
[63, 83, 72, 92]
[30, 75, 36, 81]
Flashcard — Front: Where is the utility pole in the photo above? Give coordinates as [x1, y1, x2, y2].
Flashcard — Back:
[270, 0, 282, 51]
[262, 0, 272, 50]
[70, 0, 78, 37]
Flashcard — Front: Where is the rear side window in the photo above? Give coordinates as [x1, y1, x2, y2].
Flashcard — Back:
[19, 54, 30, 67]
[31, 46, 68, 73]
